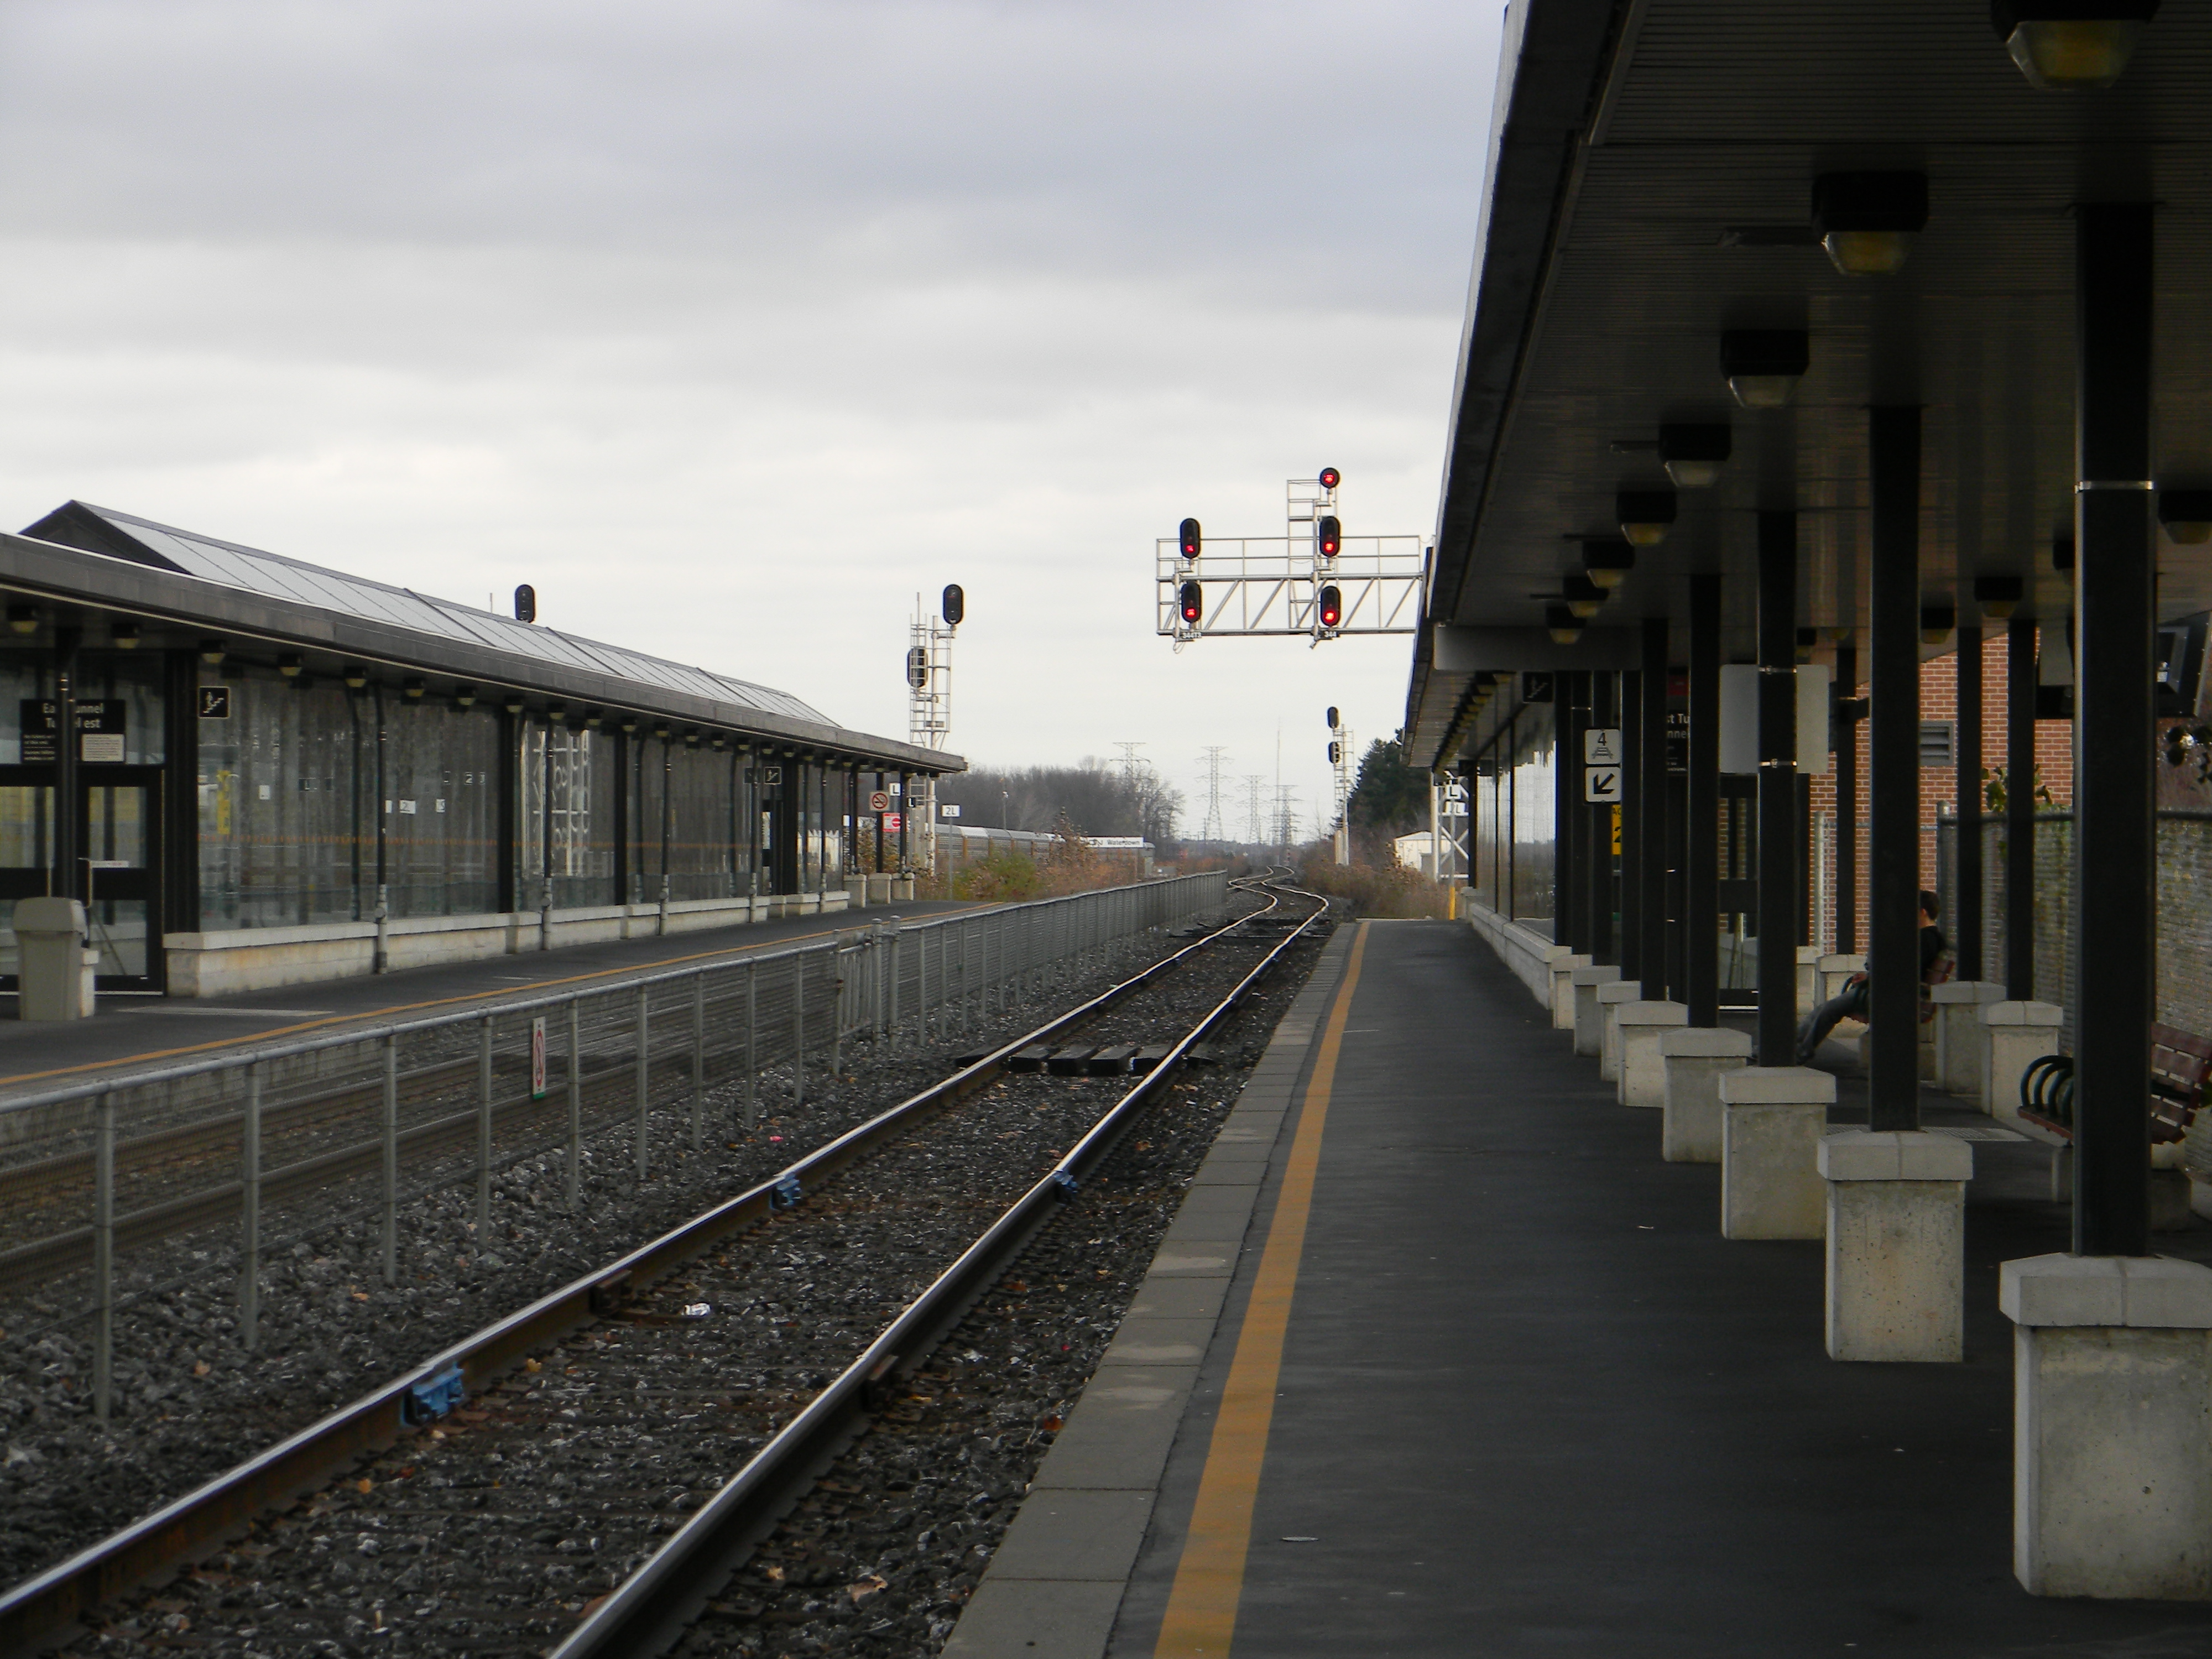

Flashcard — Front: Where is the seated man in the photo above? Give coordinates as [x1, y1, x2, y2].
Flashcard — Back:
[1796, 889, 1948, 1066]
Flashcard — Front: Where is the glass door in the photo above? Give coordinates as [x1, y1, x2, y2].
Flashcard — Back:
[0, 766, 163, 992]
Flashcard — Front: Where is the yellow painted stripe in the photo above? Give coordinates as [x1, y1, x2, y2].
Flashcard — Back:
[1153, 919, 1369, 1658]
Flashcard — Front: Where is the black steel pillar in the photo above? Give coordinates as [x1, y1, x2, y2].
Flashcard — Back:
[1566, 672, 1584, 956]
[2073, 203, 2155, 1259]
[1835, 641, 1859, 953]
[1590, 672, 1618, 963]
[1620, 667, 1644, 985]
[1756, 514, 1799, 1066]
[1687, 576, 1721, 1025]
[53, 629, 79, 901]
[1868, 407, 1923, 1131]
[1639, 619, 1670, 995]
[1956, 624, 1985, 982]
[2006, 618, 2037, 997]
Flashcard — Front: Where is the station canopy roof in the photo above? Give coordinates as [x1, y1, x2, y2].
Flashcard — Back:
[1408, 0, 2212, 770]
[7, 500, 956, 772]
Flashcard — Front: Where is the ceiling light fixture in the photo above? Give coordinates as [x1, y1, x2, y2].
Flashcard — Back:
[1545, 605, 1584, 646]
[1720, 330, 1809, 409]
[198, 639, 227, 666]
[1616, 488, 1678, 547]
[2159, 489, 2212, 545]
[1657, 423, 1731, 489]
[1562, 573, 1610, 619]
[1921, 604, 1958, 646]
[1811, 172, 1929, 275]
[279, 654, 304, 678]
[1994, 0, 2157, 89]
[1973, 576, 2025, 620]
[111, 622, 139, 650]
[343, 664, 370, 689]
[1583, 538, 1637, 591]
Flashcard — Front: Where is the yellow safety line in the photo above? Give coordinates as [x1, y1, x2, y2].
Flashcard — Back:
[0, 902, 995, 1089]
[1152, 919, 1368, 1658]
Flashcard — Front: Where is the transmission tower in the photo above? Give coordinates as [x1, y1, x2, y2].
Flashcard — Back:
[1198, 747, 1229, 842]
[1113, 742, 1145, 791]
[1242, 774, 1267, 844]
[1274, 785, 1298, 858]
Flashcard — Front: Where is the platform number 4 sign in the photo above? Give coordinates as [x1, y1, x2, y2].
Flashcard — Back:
[1583, 725, 1623, 803]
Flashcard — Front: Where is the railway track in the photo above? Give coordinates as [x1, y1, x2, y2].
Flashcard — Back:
[3, 871, 1328, 1657]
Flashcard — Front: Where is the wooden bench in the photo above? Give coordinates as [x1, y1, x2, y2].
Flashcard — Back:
[2017, 1023, 2212, 1145]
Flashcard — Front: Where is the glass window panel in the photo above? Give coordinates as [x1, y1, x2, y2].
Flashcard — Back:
[199, 670, 364, 931]
[385, 699, 500, 919]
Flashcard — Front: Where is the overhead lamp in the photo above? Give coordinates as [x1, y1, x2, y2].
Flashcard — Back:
[1810, 173, 1928, 276]
[1562, 573, 1610, 619]
[1921, 604, 1958, 646]
[454, 684, 477, 708]
[684, 728, 701, 747]
[654, 724, 671, 740]
[1583, 538, 1637, 591]
[1720, 330, 1809, 409]
[711, 734, 727, 751]
[6, 604, 36, 637]
[111, 622, 140, 650]
[278, 654, 304, 678]
[343, 664, 369, 690]
[1545, 605, 1584, 646]
[621, 715, 639, 734]
[547, 704, 568, 723]
[1973, 575, 2025, 620]
[198, 639, 227, 666]
[2159, 489, 2212, 545]
[403, 677, 426, 701]
[504, 693, 526, 716]
[1657, 423, 1731, 489]
[1993, 0, 2157, 90]
[583, 708, 602, 729]
[1616, 488, 1677, 547]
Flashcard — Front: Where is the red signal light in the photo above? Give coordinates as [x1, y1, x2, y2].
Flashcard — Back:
[1316, 515, 1342, 559]
[1178, 581, 1203, 624]
[1178, 517, 1202, 559]
[1318, 585, 1343, 628]
[1318, 467, 1340, 490]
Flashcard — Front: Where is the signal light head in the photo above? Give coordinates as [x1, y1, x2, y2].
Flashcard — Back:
[1178, 517, 1202, 560]
[1178, 580, 1203, 624]
[1326, 705, 1340, 729]
[1317, 585, 1343, 629]
[941, 583, 965, 626]
[1318, 466, 1341, 491]
[1328, 742, 1341, 764]
[1317, 515, 1342, 559]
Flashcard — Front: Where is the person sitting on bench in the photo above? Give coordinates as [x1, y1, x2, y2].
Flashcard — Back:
[1796, 889, 1948, 1066]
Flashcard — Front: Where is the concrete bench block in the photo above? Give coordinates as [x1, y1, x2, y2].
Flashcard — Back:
[1550, 952, 1591, 1030]
[1615, 1001, 1688, 1108]
[1796, 945, 1823, 1015]
[1817, 953, 1865, 1001]
[1571, 966, 1621, 1057]
[2004, 1252, 2212, 1599]
[1598, 980, 1643, 1083]
[1931, 980, 2006, 1097]
[1660, 1026, 1752, 1163]
[1719, 1066, 1835, 1240]
[1982, 1000, 2064, 1116]
[1818, 1131, 1970, 1362]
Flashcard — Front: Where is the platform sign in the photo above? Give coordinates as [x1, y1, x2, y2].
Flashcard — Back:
[21, 699, 127, 763]
[1584, 764, 1621, 804]
[867, 790, 891, 813]
[197, 686, 232, 719]
[1583, 727, 1623, 765]
[530, 1016, 547, 1100]
[882, 812, 902, 832]
[940, 803, 960, 818]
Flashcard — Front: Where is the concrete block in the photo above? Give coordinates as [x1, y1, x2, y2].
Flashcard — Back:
[867, 873, 894, 904]
[1983, 1001, 2065, 1115]
[1819, 1131, 1969, 1362]
[1616, 1001, 1689, 1109]
[843, 874, 869, 908]
[1660, 1026, 1752, 1163]
[1796, 945, 1823, 1015]
[2005, 1252, 2212, 1598]
[1598, 980, 1643, 1083]
[1719, 1066, 1835, 1240]
[1571, 965, 1621, 1057]
[1818, 952, 1866, 1001]
[1932, 981, 2006, 1097]
[943, 1579, 1126, 1659]
[1550, 952, 1591, 1030]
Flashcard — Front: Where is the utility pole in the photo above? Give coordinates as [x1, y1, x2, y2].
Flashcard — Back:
[1198, 747, 1229, 842]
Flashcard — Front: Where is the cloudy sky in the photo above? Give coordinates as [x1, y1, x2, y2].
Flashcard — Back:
[0, 0, 1500, 841]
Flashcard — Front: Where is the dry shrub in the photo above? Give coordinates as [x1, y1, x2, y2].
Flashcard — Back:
[1297, 855, 1448, 919]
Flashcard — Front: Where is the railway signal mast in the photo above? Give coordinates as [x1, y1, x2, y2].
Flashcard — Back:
[1327, 705, 1353, 866]
[1157, 468, 1424, 649]
[907, 583, 962, 874]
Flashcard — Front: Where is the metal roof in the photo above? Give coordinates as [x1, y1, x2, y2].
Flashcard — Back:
[3, 502, 958, 772]
[1409, 0, 2212, 768]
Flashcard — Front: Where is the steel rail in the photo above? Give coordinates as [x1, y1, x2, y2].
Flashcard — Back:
[549, 877, 1328, 1659]
[0, 872, 1277, 1656]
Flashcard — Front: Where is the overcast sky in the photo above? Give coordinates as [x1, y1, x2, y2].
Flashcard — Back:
[0, 0, 1500, 842]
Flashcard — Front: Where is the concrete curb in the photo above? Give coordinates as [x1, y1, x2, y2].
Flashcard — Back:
[941, 922, 1354, 1659]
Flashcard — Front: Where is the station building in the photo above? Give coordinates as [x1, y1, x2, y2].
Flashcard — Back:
[0, 502, 957, 997]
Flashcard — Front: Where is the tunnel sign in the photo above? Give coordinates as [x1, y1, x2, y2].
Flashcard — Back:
[1584, 765, 1621, 804]
[1583, 727, 1623, 765]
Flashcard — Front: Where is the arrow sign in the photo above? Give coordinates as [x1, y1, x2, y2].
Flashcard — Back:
[1584, 766, 1621, 804]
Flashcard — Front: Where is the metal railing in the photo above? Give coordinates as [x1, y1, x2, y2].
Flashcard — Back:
[0, 870, 1228, 1421]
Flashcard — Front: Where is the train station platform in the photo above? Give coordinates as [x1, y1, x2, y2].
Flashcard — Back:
[0, 899, 993, 1097]
[950, 919, 2212, 1658]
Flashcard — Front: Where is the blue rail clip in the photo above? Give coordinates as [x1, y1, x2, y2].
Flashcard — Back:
[771, 1173, 803, 1211]
[403, 1365, 465, 1425]
[1051, 1170, 1080, 1198]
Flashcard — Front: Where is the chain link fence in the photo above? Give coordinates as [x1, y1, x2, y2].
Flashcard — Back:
[0, 870, 1228, 1420]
